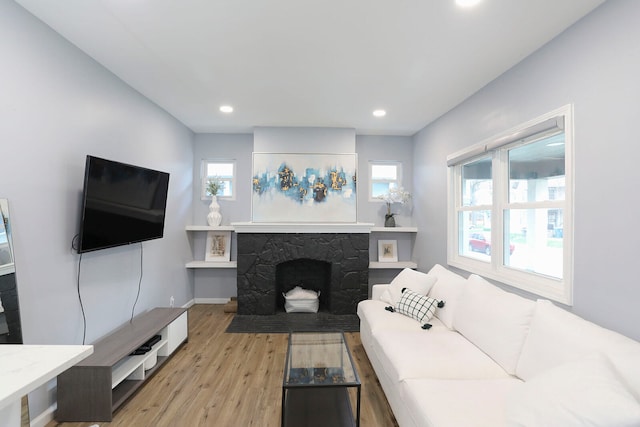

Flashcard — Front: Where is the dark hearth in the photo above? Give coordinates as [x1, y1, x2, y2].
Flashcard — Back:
[237, 233, 369, 315]
[225, 312, 360, 333]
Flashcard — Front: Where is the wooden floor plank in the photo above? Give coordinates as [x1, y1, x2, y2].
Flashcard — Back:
[46, 305, 398, 427]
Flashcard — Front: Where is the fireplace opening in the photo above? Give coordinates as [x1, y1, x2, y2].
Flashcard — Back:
[276, 259, 331, 313]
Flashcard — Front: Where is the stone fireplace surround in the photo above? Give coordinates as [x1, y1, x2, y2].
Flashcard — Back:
[235, 223, 371, 315]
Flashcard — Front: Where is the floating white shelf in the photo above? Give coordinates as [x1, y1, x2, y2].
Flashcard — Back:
[186, 261, 237, 269]
[185, 225, 235, 231]
[370, 226, 418, 233]
[369, 261, 418, 270]
[185, 225, 419, 271]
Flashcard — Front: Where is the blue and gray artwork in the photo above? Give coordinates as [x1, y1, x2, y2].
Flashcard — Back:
[253, 163, 354, 203]
[251, 153, 358, 223]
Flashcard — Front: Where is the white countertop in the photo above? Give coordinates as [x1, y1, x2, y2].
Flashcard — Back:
[0, 345, 93, 410]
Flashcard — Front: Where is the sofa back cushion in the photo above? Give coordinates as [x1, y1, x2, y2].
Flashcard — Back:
[426, 264, 466, 329]
[507, 352, 640, 427]
[516, 299, 640, 400]
[453, 274, 536, 375]
[381, 268, 438, 306]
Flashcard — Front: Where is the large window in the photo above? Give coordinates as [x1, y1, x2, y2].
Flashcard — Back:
[370, 161, 403, 201]
[448, 105, 573, 304]
[201, 160, 235, 200]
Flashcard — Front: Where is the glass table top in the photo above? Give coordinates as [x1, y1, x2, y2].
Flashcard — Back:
[283, 332, 360, 387]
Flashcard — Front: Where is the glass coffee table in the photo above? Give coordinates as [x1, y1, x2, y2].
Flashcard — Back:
[282, 332, 361, 427]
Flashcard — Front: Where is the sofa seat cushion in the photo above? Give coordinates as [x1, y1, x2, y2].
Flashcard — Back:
[372, 329, 512, 382]
[453, 274, 535, 375]
[357, 299, 446, 336]
[516, 299, 640, 400]
[401, 377, 521, 427]
[507, 353, 640, 427]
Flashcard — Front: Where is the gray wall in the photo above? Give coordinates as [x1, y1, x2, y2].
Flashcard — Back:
[413, 0, 640, 340]
[357, 135, 415, 287]
[193, 133, 254, 226]
[356, 135, 414, 227]
[1, 1, 195, 418]
[192, 133, 253, 300]
[254, 127, 356, 153]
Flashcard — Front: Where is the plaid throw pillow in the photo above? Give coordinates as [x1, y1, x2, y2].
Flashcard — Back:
[395, 288, 439, 327]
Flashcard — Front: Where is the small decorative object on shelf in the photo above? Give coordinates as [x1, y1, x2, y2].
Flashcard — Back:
[378, 188, 411, 227]
[385, 212, 396, 227]
[205, 231, 231, 262]
[378, 240, 398, 262]
[206, 177, 224, 226]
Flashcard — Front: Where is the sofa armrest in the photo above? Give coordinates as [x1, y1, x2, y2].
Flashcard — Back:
[371, 284, 390, 301]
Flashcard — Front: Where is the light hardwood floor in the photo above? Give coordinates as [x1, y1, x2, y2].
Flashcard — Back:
[47, 304, 398, 427]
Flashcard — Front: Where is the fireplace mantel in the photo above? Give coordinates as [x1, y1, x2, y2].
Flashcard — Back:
[231, 222, 374, 234]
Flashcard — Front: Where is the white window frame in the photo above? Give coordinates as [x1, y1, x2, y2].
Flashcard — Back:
[447, 105, 574, 305]
[201, 159, 236, 200]
[369, 161, 403, 202]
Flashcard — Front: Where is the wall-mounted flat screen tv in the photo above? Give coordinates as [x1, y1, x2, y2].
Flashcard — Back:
[77, 156, 170, 254]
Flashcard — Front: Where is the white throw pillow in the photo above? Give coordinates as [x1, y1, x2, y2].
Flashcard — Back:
[387, 268, 438, 306]
[506, 353, 640, 427]
[426, 264, 466, 329]
[379, 289, 394, 305]
[516, 299, 640, 400]
[453, 274, 535, 375]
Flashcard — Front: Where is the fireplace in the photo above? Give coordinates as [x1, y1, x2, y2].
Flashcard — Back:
[236, 231, 369, 315]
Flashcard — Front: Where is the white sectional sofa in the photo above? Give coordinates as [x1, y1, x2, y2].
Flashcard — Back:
[357, 264, 640, 427]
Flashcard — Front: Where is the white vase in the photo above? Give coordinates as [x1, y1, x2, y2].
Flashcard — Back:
[207, 195, 222, 226]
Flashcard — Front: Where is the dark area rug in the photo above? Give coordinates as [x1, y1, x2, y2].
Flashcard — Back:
[225, 312, 360, 333]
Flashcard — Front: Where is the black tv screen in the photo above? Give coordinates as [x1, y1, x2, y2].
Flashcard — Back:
[77, 156, 170, 253]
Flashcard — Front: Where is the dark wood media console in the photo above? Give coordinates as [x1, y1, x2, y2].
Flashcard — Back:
[56, 307, 189, 422]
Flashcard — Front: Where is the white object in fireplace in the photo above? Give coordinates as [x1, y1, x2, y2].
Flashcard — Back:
[283, 286, 320, 313]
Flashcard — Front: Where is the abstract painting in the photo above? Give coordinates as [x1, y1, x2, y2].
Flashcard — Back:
[252, 153, 357, 222]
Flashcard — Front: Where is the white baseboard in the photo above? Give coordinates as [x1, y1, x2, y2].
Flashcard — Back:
[194, 297, 230, 304]
[29, 403, 55, 427]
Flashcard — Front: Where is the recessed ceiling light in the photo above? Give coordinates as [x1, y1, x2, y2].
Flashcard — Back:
[219, 105, 233, 113]
[373, 109, 386, 117]
[456, 0, 482, 8]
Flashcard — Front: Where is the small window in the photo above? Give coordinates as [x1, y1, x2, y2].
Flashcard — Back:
[370, 161, 402, 201]
[201, 160, 235, 200]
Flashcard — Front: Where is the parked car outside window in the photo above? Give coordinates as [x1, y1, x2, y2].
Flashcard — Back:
[468, 233, 514, 255]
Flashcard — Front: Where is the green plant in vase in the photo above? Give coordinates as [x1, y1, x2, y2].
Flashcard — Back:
[207, 177, 225, 197]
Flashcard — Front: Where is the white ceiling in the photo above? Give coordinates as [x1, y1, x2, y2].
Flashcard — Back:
[16, 0, 605, 136]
